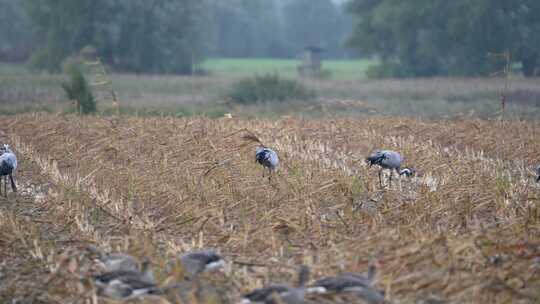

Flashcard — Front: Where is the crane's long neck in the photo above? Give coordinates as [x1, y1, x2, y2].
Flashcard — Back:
[367, 263, 377, 282]
[141, 260, 155, 283]
[297, 265, 310, 287]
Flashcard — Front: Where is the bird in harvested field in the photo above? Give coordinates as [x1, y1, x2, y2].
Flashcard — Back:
[0, 144, 17, 196]
[167, 249, 225, 277]
[256, 146, 279, 182]
[241, 132, 279, 182]
[86, 246, 146, 275]
[307, 260, 385, 304]
[97, 253, 140, 273]
[161, 250, 226, 302]
[92, 257, 158, 299]
[536, 165, 540, 182]
[366, 150, 415, 188]
[308, 261, 377, 293]
[241, 265, 310, 304]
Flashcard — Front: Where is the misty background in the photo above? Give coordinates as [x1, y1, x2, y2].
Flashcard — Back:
[0, 0, 354, 74]
[1, 0, 539, 77]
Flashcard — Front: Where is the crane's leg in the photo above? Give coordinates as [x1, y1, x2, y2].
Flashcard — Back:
[268, 168, 272, 182]
[0, 177, 3, 196]
[9, 174, 16, 193]
[3, 177, 6, 197]
[396, 168, 402, 190]
[388, 170, 393, 187]
[378, 169, 383, 188]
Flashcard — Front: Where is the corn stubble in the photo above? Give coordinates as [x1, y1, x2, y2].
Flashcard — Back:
[0, 113, 539, 303]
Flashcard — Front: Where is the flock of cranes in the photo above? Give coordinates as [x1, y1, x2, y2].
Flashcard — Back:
[89, 247, 227, 299]
[0, 141, 423, 199]
[248, 129, 416, 187]
[87, 246, 385, 303]
[255, 143, 416, 188]
[2, 136, 540, 303]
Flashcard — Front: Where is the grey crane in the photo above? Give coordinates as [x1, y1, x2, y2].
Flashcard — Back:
[307, 259, 378, 294]
[166, 249, 225, 278]
[307, 261, 385, 304]
[366, 149, 415, 187]
[159, 249, 226, 303]
[96, 253, 140, 273]
[256, 146, 279, 182]
[180, 249, 225, 275]
[536, 165, 540, 182]
[308, 263, 377, 294]
[92, 258, 158, 299]
[0, 144, 17, 196]
[86, 246, 145, 274]
[241, 265, 309, 304]
[241, 132, 279, 182]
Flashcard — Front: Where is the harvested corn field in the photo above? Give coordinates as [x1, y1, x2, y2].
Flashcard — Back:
[1, 113, 540, 303]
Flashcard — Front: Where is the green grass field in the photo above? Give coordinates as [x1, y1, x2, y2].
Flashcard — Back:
[200, 58, 375, 80]
[1, 61, 539, 119]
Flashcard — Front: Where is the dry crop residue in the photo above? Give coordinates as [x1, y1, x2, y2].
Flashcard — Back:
[1, 113, 540, 303]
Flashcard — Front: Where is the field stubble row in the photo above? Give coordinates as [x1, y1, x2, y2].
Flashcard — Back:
[0, 113, 540, 303]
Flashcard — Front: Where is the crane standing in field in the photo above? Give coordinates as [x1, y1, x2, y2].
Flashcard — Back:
[86, 246, 151, 277]
[256, 146, 279, 181]
[241, 265, 309, 304]
[242, 132, 279, 182]
[0, 144, 17, 196]
[306, 259, 385, 303]
[177, 249, 225, 276]
[308, 261, 378, 294]
[366, 150, 415, 188]
[536, 165, 540, 182]
[165, 249, 225, 280]
[92, 257, 158, 299]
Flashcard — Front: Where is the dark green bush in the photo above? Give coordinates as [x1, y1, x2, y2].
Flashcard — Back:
[365, 62, 407, 79]
[227, 74, 315, 104]
[61, 67, 97, 114]
[27, 48, 64, 73]
[62, 46, 99, 74]
[61, 55, 85, 75]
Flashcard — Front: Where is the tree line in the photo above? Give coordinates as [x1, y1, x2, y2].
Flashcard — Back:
[346, 0, 540, 77]
[1, 0, 539, 77]
[207, 0, 351, 59]
[0, 0, 351, 74]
